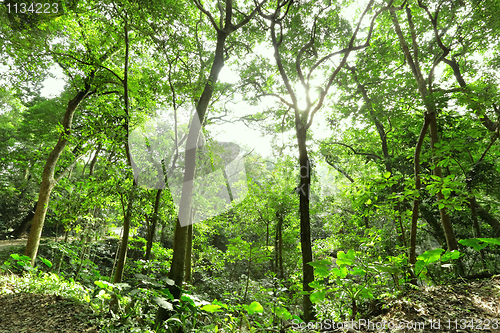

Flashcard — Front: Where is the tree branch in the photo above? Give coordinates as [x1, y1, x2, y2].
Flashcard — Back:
[326, 141, 382, 160]
[324, 156, 355, 183]
[232, 0, 268, 31]
[193, 0, 222, 32]
[307, 0, 392, 129]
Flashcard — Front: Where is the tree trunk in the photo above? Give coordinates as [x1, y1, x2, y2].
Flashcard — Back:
[184, 219, 193, 284]
[390, 8, 459, 252]
[145, 189, 162, 261]
[24, 87, 90, 265]
[113, 193, 133, 283]
[157, 1, 261, 325]
[296, 126, 315, 322]
[113, 19, 133, 284]
[474, 201, 500, 236]
[428, 111, 458, 251]
[12, 202, 37, 239]
[166, 24, 228, 303]
[410, 115, 430, 267]
[89, 144, 101, 176]
[277, 213, 284, 279]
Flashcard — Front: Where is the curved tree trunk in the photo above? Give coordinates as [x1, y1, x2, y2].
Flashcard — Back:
[24, 87, 91, 265]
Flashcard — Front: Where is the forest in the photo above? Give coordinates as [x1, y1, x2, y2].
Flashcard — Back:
[0, 0, 499, 332]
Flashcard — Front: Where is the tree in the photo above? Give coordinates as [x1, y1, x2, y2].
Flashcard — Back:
[8, 2, 124, 265]
[164, 0, 266, 304]
[251, 0, 391, 321]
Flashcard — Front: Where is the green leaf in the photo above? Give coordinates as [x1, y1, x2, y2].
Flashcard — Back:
[244, 301, 264, 315]
[458, 238, 488, 251]
[274, 307, 292, 320]
[201, 304, 222, 313]
[161, 277, 175, 286]
[441, 250, 460, 262]
[337, 251, 354, 266]
[383, 171, 391, 178]
[94, 280, 114, 291]
[39, 257, 52, 268]
[415, 260, 425, 274]
[417, 248, 444, 264]
[310, 290, 326, 303]
[11, 254, 31, 262]
[346, 249, 356, 260]
[212, 300, 229, 309]
[352, 267, 366, 276]
[339, 266, 348, 278]
[477, 237, 500, 246]
[153, 296, 173, 310]
[309, 280, 325, 290]
[309, 259, 330, 277]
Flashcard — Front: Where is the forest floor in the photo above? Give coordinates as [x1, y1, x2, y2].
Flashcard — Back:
[0, 238, 28, 252]
[0, 275, 498, 333]
[0, 237, 69, 253]
[317, 275, 500, 333]
[0, 289, 99, 333]
[0, 238, 499, 332]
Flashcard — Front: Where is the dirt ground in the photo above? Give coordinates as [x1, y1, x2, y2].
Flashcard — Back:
[0, 238, 27, 253]
[0, 290, 99, 333]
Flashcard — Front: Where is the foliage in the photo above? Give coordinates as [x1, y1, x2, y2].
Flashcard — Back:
[1, 0, 500, 330]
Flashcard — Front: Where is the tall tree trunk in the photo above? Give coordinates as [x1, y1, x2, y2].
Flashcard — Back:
[297, 126, 315, 322]
[166, 21, 228, 303]
[113, 193, 133, 283]
[157, 1, 265, 325]
[113, 18, 134, 284]
[184, 210, 194, 284]
[410, 115, 430, 266]
[276, 212, 284, 279]
[24, 87, 91, 265]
